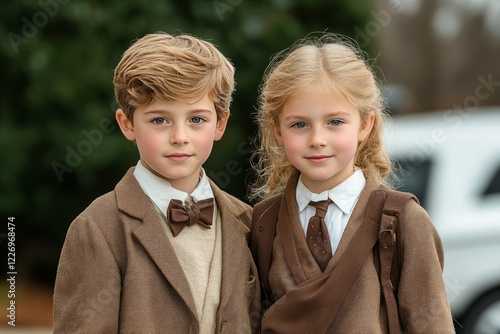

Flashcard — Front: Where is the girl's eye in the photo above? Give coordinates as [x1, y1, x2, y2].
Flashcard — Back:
[291, 122, 306, 129]
[191, 117, 205, 124]
[328, 119, 343, 126]
[152, 118, 167, 125]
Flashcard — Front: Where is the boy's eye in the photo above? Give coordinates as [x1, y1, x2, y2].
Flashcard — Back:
[291, 122, 306, 128]
[152, 118, 167, 125]
[191, 117, 205, 124]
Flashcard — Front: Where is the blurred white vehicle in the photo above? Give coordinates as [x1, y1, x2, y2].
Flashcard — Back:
[383, 108, 500, 334]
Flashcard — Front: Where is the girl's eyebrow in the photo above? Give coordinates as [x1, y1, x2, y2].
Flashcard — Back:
[188, 108, 214, 114]
[324, 111, 351, 118]
[282, 110, 352, 120]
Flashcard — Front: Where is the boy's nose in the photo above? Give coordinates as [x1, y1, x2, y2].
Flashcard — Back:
[170, 125, 189, 145]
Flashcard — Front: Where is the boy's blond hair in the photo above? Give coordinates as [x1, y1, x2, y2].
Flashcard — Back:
[250, 33, 392, 201]
[113, 32, 235, 121]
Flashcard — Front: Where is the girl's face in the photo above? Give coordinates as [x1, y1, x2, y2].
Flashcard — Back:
[272, 89, 374, 193]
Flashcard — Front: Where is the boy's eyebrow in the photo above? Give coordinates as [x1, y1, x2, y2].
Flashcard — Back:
[142, 108, 214, 115]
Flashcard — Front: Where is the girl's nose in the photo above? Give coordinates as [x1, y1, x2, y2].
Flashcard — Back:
[308, 127, 327, 147]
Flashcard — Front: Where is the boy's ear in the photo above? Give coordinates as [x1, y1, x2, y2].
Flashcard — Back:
[270, 119, 283, 145]
[214, 111, 230, 141]
[116, 109, 135, 141]
[358, 112, 375, 142]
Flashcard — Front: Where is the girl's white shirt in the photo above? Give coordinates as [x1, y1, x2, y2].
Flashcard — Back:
[296, 169, 366, 255]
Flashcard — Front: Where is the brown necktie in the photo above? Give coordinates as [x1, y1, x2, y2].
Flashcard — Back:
[167, 197, 214, 237]
[306, 199, 333, 271]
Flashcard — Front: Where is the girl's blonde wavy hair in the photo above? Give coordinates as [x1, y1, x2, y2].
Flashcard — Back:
[250, 33, 391, 201]
[113, 32, 234, 121]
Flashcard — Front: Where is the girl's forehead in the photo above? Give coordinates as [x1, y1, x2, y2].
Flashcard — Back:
[284, 86, 352, 108]
[293, 77, 348, 99]
[280, 89, 359, 119]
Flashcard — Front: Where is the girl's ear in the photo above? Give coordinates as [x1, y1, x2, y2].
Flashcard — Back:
[270, 119, 283, 145]
[214, 110, 230, 141]
[116, 109, 136, 141]
[358, 112, 375, 142]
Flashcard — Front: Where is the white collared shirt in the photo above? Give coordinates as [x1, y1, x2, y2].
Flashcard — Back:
[133, 160, 214, 217]
[296, 169, 366, 255]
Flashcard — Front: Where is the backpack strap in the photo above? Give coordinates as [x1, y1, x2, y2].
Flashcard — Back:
[377, 186, 419, 334]
[250, 194, 281, 307]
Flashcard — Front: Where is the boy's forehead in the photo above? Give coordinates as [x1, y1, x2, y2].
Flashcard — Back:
[138, 95, 217, 113]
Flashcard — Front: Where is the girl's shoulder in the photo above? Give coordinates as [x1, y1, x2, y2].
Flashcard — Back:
[253, 193, 283, 220]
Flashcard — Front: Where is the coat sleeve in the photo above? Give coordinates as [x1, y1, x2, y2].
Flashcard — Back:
[53, 216, 121, 334]
[397, 200, 455, 333]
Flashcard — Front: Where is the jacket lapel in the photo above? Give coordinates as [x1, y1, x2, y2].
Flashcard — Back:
[278, 170, 343, 284]
[209, 180, 251, 311]
[326, 178, 381, 270]
[278, 171, 312, 284]
[115, 168, 198, 319]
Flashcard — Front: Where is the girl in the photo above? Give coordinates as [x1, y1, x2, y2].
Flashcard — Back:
[250, 33, 455, 333]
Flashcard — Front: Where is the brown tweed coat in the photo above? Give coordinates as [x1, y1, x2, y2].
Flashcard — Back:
[253, 172, 455, 333]
[53, 168, 260, 334]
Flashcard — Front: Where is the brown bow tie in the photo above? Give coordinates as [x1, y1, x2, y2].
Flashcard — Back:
[167, 197, 214, 237]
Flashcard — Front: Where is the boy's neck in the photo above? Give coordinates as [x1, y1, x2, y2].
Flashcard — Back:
[141, 161, 202, 195]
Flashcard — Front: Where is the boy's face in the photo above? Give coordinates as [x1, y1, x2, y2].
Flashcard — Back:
[271, 89, 373, 193]
[116, 94, 229, 193]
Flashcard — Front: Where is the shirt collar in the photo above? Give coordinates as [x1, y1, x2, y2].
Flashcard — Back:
[296, 169, 366, 215]
[133, 160, 214, 215]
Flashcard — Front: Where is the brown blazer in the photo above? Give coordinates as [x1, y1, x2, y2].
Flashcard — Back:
[254, 173, 455, 333]
[53, 168, 260, 334]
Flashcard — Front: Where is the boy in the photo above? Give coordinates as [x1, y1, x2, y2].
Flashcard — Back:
[53, 32, 260, 333]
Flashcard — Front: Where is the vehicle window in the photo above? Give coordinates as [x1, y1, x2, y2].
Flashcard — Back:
[388, 158, 432, 209]
[482, 164, 500, 196]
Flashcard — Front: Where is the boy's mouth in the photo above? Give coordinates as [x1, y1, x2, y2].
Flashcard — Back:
[166, 153, 192, 162]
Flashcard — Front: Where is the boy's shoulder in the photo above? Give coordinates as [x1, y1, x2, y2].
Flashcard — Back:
[73, 168, 149, 227]
[207, 178, 253, 229]
[208, 178, 251, 211]
[77, 189, 119, 223]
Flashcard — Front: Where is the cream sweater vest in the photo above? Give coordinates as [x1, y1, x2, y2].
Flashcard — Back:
[160, 204, 222, 333]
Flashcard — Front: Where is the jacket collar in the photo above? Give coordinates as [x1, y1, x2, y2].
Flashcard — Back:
[115, 167, 247, 220]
